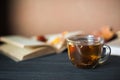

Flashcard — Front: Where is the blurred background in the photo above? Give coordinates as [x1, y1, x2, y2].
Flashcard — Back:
[0, 0, 10, 36]
[1, 0, 120, 36]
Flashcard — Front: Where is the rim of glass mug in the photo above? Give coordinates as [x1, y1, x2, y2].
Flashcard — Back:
[66, 35, 104, 45]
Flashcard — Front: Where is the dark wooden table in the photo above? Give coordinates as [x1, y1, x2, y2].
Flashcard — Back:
[0, 51, 120, 80]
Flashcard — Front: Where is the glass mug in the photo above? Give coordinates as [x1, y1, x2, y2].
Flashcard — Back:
[66, 35, 111, 69]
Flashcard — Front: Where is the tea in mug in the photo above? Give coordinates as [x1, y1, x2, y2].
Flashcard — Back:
[67, 35, 111, 69]
[68, 43, 102, 68]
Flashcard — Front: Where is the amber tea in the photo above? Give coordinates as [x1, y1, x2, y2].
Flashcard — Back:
[67, 35, 111, 69]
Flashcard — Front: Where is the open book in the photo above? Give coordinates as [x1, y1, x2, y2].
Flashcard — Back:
[107, 39, 120, 56]
[0, 31, 83, 62]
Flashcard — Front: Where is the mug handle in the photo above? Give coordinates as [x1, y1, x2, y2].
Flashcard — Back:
[99, 45, 111, 64]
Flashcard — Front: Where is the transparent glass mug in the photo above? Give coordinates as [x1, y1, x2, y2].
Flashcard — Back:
[66, 35, 111, 69]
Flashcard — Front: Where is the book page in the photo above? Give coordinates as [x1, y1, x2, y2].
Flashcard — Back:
[0, 44, 55, 62]
[107, 39, 120, 56]
[0, 36, 48, 48]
